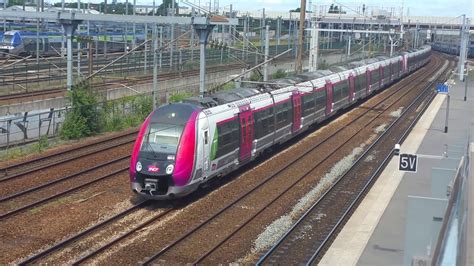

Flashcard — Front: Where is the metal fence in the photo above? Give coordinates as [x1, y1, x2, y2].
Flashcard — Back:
[0, 92, 152, 152]
[432, 140, 471, 265]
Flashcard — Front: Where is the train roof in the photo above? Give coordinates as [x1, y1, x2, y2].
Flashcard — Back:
[175, 46, 431, 113]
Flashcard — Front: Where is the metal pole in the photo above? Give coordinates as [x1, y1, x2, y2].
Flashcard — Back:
[348, 35, 351, 57]
[264, 25, 269, 81]
[159, 26, 162, 69]
[445, 93, 450, 133]
[88, 41, 93, 76]
[179, 48, 182, 71]
[199, 36, 206, 96]
[309, 23, 318, 71]
[459, 15, 467, 82]
[194, 23, 214, 97]
[296, 0, 306, 74]
[125, 0, 129, 52]
[66, 29, 74, 90]
[288, 12, 292, 53]
[243, 15, 247, 60]
[132, 0, 136, 49]
[152, 24, 158, 109]
[3, 0, 7, 32]
[144, 23, 148, 74]
[389, 35, 394, 57]
[229, 4, 233, 46]
[77, 49, 81, 77]
[277, 17, 281, 45]
[261, 8, 265, 53]
[191, 8, 195, 62]
[36, 0, 40, 64]
[465, 73, 469, 101]
[170, 1, 175, 69]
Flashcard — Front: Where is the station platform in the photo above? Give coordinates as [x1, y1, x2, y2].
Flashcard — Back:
[320, 68, 474, 265]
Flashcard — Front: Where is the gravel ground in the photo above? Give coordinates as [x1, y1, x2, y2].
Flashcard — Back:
[0, 56, 443, 264]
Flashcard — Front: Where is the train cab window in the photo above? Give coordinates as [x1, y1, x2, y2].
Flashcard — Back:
[140, 123, 184, 157]
[254, 107, 274, 139]
[216, 119, 240, 158]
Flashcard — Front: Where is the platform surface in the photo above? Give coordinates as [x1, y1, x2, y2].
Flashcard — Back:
[320, 65, 474, 265]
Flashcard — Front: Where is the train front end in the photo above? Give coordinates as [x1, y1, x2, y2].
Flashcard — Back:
[130, 103, 201, 199]
[0, 31, 22, 57]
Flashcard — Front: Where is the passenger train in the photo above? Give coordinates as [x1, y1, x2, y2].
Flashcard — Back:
[0, 30, 145, 57]
[431, 41, 474, 58]
[130, 46, 432, 199]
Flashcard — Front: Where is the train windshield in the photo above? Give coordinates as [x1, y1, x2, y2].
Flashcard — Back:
[1, 34, 13, 45]
[141, 123, 184, 155]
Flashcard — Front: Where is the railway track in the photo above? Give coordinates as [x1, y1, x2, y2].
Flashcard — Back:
[0, 130, 137, 179]
[17, 200, 183, 264]
[256, 58, 453, 264]
[136, 55, 448, 264]
[3, 55, 447, 264]
[0, 63, 245, 102]
[19, 54, 444, 265]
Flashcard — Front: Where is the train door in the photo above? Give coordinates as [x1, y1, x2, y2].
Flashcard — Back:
[403, 54, 408, 74]
[348, 74, 355, 102]
[292, 91, 302, 132]
[390, 62, 394, 82]
[379, 65, 386, 89]
[366, 69, 372, 94]
[325, 81, 334, 115]
[239, 105, 254, 161]
[201, 116, 210, 177]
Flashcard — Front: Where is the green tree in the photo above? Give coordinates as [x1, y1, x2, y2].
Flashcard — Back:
[8, 0, 27, 6]
[149, 0, 178, 16]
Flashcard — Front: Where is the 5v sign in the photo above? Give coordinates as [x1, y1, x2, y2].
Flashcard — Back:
[399, 154, 418, 173]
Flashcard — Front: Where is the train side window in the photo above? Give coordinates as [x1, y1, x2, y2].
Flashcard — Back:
[204, 130, 208, 145]
[302, 93, 316, 116]
[215, 119, 239, 158]
[275, 101, 291, 129]
[315, 89, 326, 111]
[254, 107, 274, 139]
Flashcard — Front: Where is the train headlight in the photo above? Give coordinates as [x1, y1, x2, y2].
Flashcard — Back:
[166, 164, 174, 175]
[167, 155, 175, 161]
[136, 161, 142, 172]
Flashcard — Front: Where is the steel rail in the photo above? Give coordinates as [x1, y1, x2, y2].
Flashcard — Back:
[0, 155, 129, 202]
[17, 200, 150, 265]
[257, 58, 450, 265]
[142, 56, 442, 265]
[196, 56, 445, 265]
[0, 134, 135, 181]
[0, 167, 128, 220]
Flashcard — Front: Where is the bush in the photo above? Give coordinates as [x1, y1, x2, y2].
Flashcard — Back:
[33, 135, 49, 153]
[318, 60, 329, 70]
[220, 81, 235, 91]
[169, 91, 193, 103]
[60, 83, 101, 140]
[60, 110, 91, 140]
[272, 69, 287, 79]
[250, 71, 263, 82]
